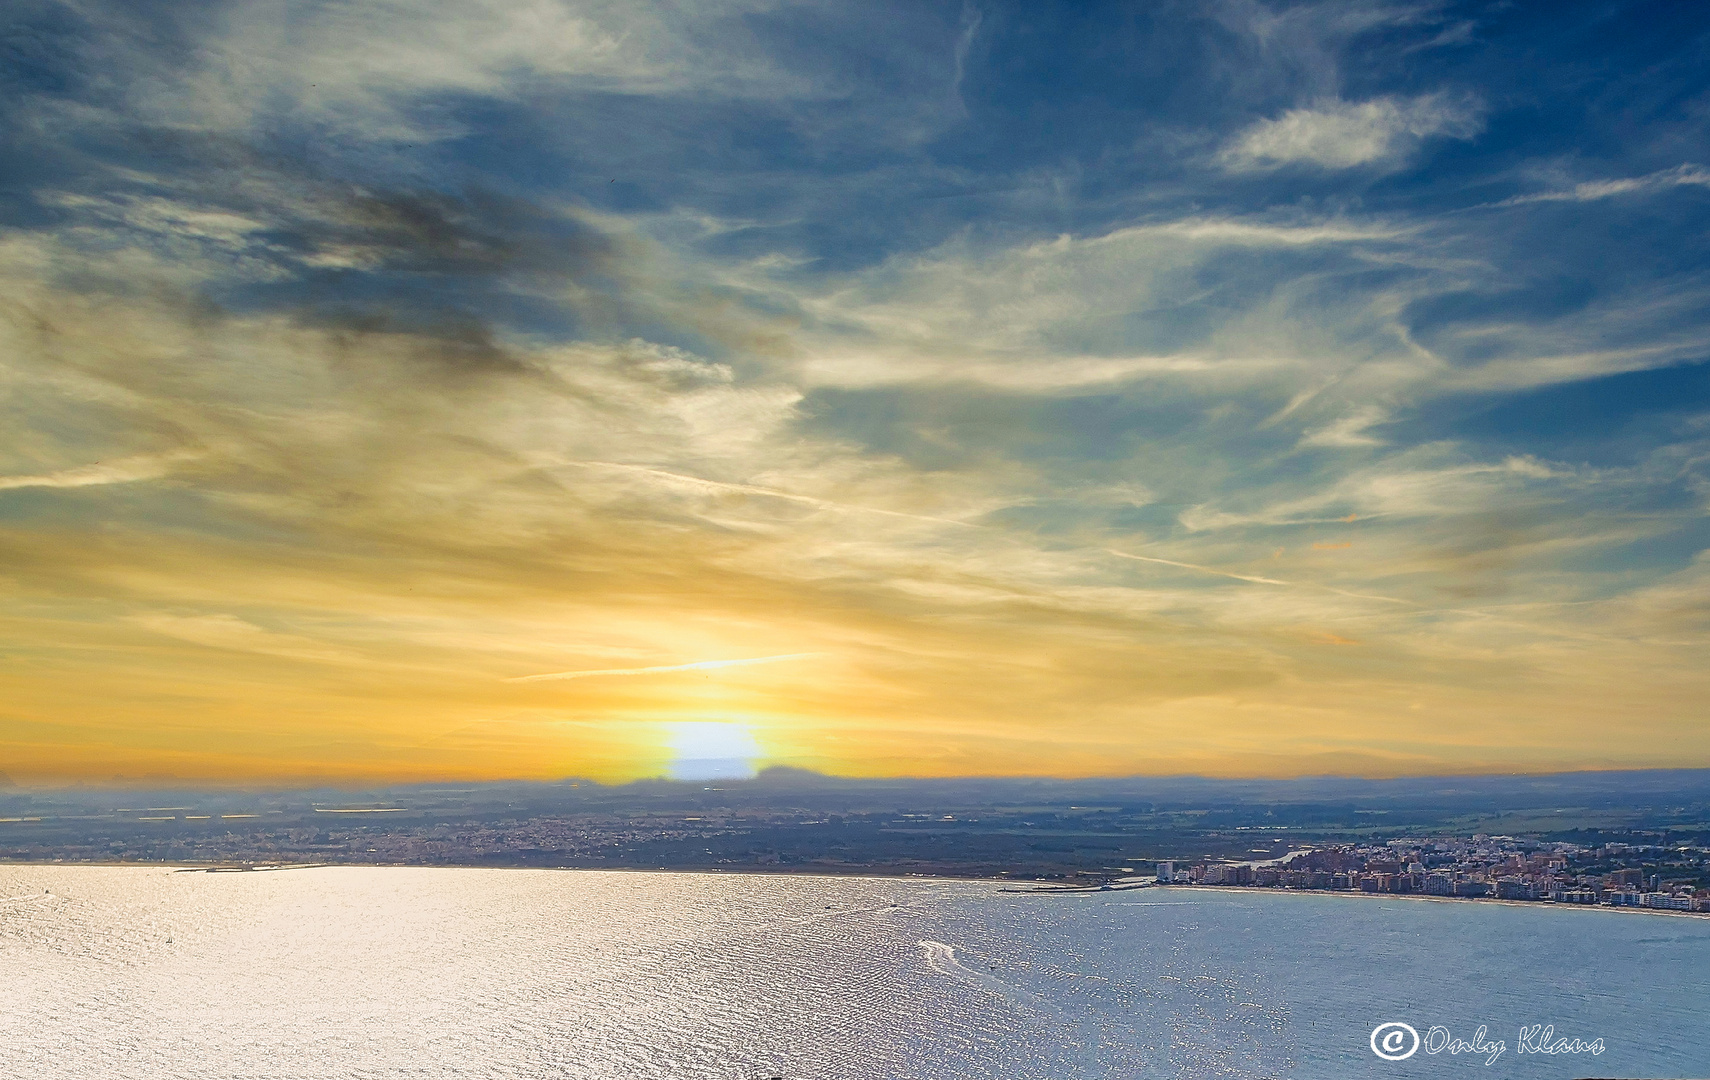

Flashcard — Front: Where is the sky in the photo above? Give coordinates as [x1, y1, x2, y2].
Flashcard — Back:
[2, 0, 1709, 785]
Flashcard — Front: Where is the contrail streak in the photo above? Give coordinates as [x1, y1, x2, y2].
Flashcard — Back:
[1102, 548, 1409, 604]
[507, 653, 821, 683]
[1102, 548, 1292, 585]
[555, 460, 981, 529]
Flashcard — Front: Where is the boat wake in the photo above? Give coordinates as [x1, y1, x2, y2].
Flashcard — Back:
[918, 940, 1102, 1066]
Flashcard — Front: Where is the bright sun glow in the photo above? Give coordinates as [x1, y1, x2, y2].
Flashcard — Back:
[665, 722, 764, 781]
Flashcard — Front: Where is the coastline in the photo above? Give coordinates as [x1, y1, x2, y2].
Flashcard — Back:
[4, 860, 1708, 920]
[1150, 882, 1710, 919]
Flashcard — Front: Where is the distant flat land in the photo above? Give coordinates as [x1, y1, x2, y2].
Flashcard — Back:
[4, 768, 1708, 884]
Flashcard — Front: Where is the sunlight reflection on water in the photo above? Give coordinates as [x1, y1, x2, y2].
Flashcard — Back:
[1, 866, 1705, 1078]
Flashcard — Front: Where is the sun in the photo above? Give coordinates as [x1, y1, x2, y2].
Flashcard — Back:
[665, 722, 764, 781]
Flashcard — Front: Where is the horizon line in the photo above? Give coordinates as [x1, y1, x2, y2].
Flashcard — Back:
[7, 762, 1710, 794]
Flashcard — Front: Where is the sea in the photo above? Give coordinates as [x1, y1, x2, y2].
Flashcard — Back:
[2, 865, 1706, 1079]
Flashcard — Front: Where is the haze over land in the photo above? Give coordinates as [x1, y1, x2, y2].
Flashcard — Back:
[2, 2, 1709, 784]
[6, 768, 1708, 883]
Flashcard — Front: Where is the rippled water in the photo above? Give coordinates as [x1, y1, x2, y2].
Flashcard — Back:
[2, 866, 1706, 1078]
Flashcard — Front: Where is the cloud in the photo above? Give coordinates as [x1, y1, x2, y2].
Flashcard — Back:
[784, 214, 1407, 390]
[1221, 94, 1482, 171]
[1493, 164, 1710, 206]
[1102, 547, 1291, 587]
[3, 1, 1710, 783]
[1176, 453, 1589, 533]
[1102, 547, 1408, 605]
[35, 177, 620, 340]
[36, 0, 981, 163]
[535, 461, 987, 530]
[4, 161, 1705, 780]
[128, 613, 357, 665]
[100, 0, 809, 143]
[4, 222, 1706, 780]
[1299, 406, 1389, 447]
[507, 653, 821, 683]
[0, 452, 198, 491]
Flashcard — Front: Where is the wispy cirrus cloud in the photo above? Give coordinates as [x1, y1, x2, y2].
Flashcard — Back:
[1220, 94, 1482, 171]
[507, 653, 822, 683]
[128, 613, 359, 665]
[1299, 407, 1390, 447]
[1492, 164, 1710, 207]
[0, 452, 200, 491]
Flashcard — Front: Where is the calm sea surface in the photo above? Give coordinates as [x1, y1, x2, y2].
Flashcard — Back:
[1, 865, 1705, 1079]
